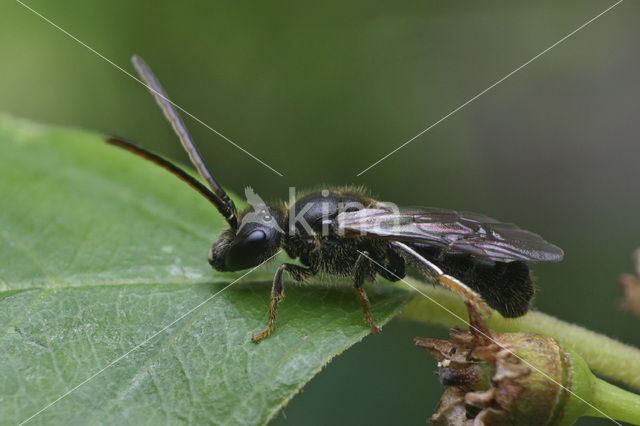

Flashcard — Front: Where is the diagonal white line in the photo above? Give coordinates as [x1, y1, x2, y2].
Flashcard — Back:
[17, 251, 281, 426]
[357, 0, 624, 176]
[14, 0, 284, 177]
[357, 250, 621, 424]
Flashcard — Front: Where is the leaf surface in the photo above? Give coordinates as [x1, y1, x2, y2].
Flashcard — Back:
[0, 115, 410, 425]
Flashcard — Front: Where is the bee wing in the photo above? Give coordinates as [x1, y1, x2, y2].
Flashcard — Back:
[336, 206, 564, 263]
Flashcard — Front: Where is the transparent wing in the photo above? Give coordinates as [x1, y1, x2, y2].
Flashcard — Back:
[336, 205, 564, 263]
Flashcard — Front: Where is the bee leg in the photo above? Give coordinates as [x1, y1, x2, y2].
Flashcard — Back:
[252, 263, 314, 343]
[391, 241, 491, 316]
[354, 251, 381, 335]
[436, 275, 491, 317]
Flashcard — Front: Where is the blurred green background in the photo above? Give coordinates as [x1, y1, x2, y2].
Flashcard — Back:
[2, 1, 638, 424]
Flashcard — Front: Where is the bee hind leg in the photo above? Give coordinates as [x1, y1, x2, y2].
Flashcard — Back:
[391, 241, 491, 317]
[436, 275, 491, 317]
[353, 251, 381, 335]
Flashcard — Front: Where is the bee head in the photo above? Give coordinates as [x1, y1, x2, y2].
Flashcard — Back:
[208, 204, 284, 271]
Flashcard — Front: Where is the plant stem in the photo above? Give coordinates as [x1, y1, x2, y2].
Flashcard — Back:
[398, 278, 640, 392]
[586, 376, 640, 425]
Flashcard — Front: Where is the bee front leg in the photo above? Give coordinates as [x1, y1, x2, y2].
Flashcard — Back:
[353, 251, 381, 335]
[252, 263, 314, 343]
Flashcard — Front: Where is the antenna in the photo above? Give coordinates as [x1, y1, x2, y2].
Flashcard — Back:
[107, 137, 238, 229]
[131, 55, 238, 229]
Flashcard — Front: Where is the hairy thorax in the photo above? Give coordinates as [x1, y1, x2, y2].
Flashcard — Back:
[282, 188, 376, 276]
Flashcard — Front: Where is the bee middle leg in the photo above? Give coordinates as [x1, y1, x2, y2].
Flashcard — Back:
[252, 263, 314, 343]
[353, 251, 381, 335]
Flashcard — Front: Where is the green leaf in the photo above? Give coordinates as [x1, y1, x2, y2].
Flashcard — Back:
[0, 114, 411, 425]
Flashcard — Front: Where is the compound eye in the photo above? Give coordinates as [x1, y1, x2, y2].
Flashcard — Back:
[224, 229, 267, 271]
[244, 229, 266, 246]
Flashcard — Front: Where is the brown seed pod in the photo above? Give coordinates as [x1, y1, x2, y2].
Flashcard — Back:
[414, 302, 597, 425]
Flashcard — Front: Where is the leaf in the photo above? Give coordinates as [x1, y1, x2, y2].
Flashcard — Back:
[0, 115, 411, 425]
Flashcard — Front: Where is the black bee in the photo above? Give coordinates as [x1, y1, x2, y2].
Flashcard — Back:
[108, 56, 564, 343]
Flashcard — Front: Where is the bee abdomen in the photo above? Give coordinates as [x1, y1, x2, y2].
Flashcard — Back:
[414, 245, 535, 318]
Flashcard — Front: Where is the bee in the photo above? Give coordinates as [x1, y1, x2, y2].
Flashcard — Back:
[108, 56, 564, 343]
